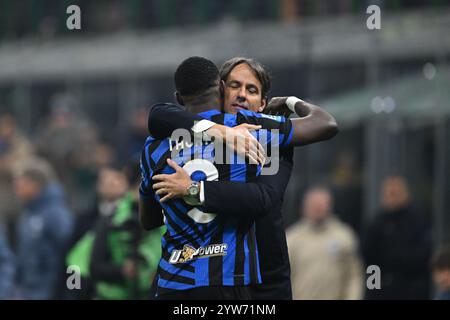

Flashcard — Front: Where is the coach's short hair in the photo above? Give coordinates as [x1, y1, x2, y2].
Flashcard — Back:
[219, 57, 272, 100]
[174, 56, 219, 96]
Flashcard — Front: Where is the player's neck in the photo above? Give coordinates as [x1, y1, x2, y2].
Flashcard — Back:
[185, 95, 221, 114]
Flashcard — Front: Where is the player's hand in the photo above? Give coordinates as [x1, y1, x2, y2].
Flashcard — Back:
[230, 124, 266, 165]
[264, 97, 292, 118]
[152, 159, 191, 202]
[220, 124, 266, 165]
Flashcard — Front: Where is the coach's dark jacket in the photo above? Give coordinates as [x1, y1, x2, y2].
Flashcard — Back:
[146, 103, 293, 299]
[16, 183, 73, 299]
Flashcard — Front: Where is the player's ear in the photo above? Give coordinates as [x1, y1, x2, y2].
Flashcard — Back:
[258, 97, 267, 112]
[175, 91, 184, 106]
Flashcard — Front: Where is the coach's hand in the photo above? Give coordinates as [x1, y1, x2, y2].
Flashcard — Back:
[152, 159, 191, 203]
[264, 97, 292, 118]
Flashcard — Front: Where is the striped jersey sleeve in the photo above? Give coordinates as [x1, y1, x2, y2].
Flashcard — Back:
[236, 110, 293, 147]
[139, 136, 155, 198]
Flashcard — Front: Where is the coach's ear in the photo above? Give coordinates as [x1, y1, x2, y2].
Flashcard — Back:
[175, 91, 184, 106]
[258, 97, 267, 112]
[220, 80, 225, 98]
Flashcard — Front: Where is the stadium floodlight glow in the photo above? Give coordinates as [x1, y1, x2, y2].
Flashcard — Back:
[423, 63, 437, 80]
[371, 96, 396, 114]
[384, 97, 396, 113]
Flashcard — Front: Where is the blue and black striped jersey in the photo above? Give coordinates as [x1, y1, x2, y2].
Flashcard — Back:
[140, 107, 293, 292]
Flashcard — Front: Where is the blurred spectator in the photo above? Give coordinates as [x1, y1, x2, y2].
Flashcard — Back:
[331, 150, 363, 236]
[0, 226, 15, 299]
[120, 158, 165, 299]
[0, 113, 33, 166]
[281, 0, 298, 22]
[70, 142, 118, 215]
[61, 159, 122, 300]
[123, 107, 151, 162]
[332, 151, 360, 188]
[34, 93, 99, 212]
[37, 15, 58, 43]
[95, 1, 126, 33]
[13, 158, 73, 299]
[34, 93, 99, 183]
[314, 0, 352, 15]
[93, 143, 116, 170]
[287, 187, 364, 300]
[88, 166, 129, 298]
[431, 246, 450, 300]
[67, 145, 119, 249]
[0, 113, 34, 232]
[362, 175, 431, 300]
[90, 160, 164, 299]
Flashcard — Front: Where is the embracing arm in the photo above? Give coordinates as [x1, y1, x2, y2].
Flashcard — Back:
[148, 103, 265, 164]
[148, 103, 204, 139]
[153, 150, 293, 219]
[139, 145, 165, 230]
[139, 195, 164, 230]
[202, 158, 292, 218]
[291, 99, 338, 145]
[149, 99, 337, 149]
[264, 97, 338, 146]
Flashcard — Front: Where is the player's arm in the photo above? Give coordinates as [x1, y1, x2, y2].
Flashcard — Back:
[139, 195, 164, 230]
[148, 103, 266, 164]
[152, 157, 292, 218]
[202, 157, 292, 218]
[148, 103, 205, 139]
[149, 100, 337, 149]
[264, 97, 338, 146]
[139, 147, 164, 230]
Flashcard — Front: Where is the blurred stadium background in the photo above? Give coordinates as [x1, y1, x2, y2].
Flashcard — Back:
[1, 0, 450, 299]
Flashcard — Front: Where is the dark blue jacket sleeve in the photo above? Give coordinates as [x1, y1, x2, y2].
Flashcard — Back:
[148, 103, 204, 139]
[203, 156, 293, 219]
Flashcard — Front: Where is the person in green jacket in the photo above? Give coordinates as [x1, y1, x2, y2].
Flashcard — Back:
[92, 160, 165, 299]
[68, 161, 165, 299]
